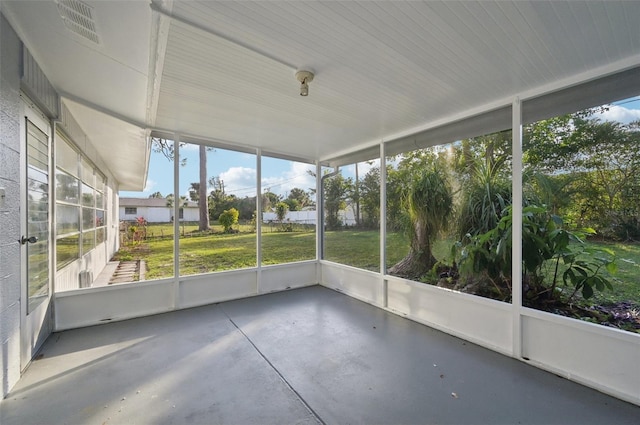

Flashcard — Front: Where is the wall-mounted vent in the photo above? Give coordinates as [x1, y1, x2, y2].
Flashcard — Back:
[56, 0, 100, 44]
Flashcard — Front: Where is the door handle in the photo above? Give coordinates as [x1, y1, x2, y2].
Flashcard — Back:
[20, 235, 38, 245]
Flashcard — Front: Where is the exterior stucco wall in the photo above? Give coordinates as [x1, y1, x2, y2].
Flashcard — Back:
[0, 13, 23, 398]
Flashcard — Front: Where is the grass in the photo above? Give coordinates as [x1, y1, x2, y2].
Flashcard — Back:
[115, 223, 316, 278]
[113, 224, 640, 307]
[588, 240, 640, 305]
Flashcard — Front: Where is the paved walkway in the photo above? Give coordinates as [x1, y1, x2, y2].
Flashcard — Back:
[92, 261, 146, 287]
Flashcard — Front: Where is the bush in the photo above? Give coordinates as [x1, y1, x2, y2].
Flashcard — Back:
[219, 208, 239, 233]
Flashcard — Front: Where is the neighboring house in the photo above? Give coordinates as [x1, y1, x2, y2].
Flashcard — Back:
[119, 197, 200, 223]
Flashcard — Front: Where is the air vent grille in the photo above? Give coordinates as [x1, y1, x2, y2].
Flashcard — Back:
[56, 0, 100, 44]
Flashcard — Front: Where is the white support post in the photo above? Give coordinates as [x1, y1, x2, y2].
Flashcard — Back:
[173, 134, 181, 309]
[315, 161, 322, 262]
[256, 149, 262, 292]
[315, 161, 322, 284]
[512, 98, 523, 358]
[379, 142, 388, 307]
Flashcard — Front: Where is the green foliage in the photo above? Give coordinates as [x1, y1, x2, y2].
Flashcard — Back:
[218, 208, 239, 233]
[275, 202, 288, 220]
[283, 198, 300, 212]
[274, 202, 293, 231]
[388, 165, 454, 277]
[262, 191, 281, 212]
[524, 112, 640, 239]
[287, 187, 313, 209]
[359, 167, 381, 229]
[460, 205, 617, 303]
[324, 173, 349, 230]
[456, 161, 512, 239]
[404, 166, 454, 248]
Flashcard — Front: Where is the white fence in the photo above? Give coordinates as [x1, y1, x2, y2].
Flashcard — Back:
[263, 209, 357, 226]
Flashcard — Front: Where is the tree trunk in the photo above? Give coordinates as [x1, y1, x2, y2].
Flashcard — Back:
[198, 145, 210, 231]
[388, 219, 437, 278]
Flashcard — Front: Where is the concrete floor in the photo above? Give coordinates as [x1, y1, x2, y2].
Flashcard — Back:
[1, 286, 638, 425]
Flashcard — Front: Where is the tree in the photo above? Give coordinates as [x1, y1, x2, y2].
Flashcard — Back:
[208, 177, 234, 220]
[287, 187, 313, 209]
[283, 198, 300, 211]
[218, 208, 239, 233]
[359, 167, 381, 229]
[524, 111, 640, 238]
[188, 183, 199, 202]
[152, 138, 212, 232]
[453, 131, 513, 239]
[323, 174, 349, 230]
[388, 165, 454, 278]
[262, 190, 281, 212]
[148, 191, 163, 198]
[275, 201, 290, 230]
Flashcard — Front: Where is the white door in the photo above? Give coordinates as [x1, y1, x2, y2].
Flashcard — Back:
[20, 96, 53, 369]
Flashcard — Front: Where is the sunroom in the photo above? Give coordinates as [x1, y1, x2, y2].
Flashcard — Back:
[1, 1, 639, 423]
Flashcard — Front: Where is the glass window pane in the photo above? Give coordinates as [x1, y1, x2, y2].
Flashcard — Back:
[81, 158, 95, 188]
[57, 234, 80, 269]
[56, 169, 79, 203]
[81, 183, 94, 207]
[96, 227, 106, 245]
[96, 209, 105, 227]
[324, 160, 380, 271]
[82, 230, 95, 253]
[179, 144, 257, 276]
[56, 133, 79, 177]
[27, 120, 50, 312]
[260, 156, 316, 265]
[82, 207, 95, 230]
[56, 204, 80, 235]
[522, 95, 640, 333]
[116, 138, 175, 281]
[95, 190, 104, 210]
[385, 131, 512, 303]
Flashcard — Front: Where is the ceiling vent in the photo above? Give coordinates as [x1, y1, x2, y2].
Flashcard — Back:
[56, 0, 100, 44]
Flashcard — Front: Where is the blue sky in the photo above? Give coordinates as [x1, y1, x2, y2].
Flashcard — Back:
[120, 97, 639, 200]
[120, 143, 318, 200]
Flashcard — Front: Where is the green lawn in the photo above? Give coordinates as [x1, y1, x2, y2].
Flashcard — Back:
[113, 225, 640, 306]
[587, 241, 640, 304]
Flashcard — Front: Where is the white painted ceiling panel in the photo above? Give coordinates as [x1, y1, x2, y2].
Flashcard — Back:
[64, 99, 149, 191]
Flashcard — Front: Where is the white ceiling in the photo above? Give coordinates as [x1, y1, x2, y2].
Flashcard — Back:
[3, 1, 640, 187]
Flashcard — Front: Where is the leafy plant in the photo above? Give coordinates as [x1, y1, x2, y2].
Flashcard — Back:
[460, 205, 617, 303]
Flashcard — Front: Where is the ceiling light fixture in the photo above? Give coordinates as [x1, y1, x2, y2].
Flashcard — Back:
[296, 70, 314, 96]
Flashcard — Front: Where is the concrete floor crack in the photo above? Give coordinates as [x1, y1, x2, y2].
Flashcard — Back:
[221, 307, 326, 425]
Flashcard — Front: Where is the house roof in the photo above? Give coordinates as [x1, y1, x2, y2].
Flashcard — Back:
[121, 197, 198, 208]
[2, 1, 639, 184]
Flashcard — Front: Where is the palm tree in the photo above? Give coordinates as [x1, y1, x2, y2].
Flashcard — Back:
[456, 160, 511, 240]
[198, 145, 210, 231]
[388, 166, 454, 278]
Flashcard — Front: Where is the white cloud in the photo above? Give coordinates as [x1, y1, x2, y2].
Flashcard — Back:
[594, 105, 640, 124]
[342, 159, 380, 179]
[219, 166, 257, 197]
[262, 162, 316, 198]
